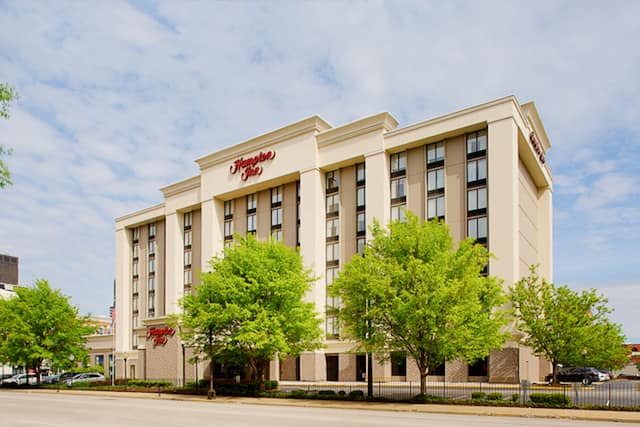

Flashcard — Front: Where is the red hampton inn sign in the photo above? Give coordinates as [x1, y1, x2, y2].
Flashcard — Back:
[147, 326, 175, 347]
[229, 150, 276, 181]
[529, 132, 545, 164]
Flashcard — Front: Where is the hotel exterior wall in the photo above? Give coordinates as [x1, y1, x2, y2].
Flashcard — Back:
[114, 96, 552, 384]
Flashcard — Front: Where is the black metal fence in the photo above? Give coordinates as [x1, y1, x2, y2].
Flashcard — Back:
[278, 380, 640, 408]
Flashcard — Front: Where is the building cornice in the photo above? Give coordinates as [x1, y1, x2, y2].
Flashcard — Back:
[195, 116, 332, 171]
[520, 101, 551, 150]
[160, 175, 200, 198]
[115, 203, 165, 225]
[316, 112, 398, 147]
[385, 95, 519, 138]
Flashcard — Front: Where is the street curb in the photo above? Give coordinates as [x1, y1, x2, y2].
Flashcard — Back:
[4, 388, 640, 423]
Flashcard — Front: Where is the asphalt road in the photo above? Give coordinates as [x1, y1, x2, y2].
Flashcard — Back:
[0, 391, 637, 427]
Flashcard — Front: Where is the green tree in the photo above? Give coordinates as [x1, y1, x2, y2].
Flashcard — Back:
[0, 280, 92, 383]
[511, 266, 629, 384]
[0, 82, 18, 188]
[331, 212, 508, 395]
[178, 235, 323, 395]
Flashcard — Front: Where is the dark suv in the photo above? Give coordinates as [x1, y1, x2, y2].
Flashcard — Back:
[545, 367, 600, 385]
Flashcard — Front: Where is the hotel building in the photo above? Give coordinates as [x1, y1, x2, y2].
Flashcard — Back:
[114, 95, 552, 384]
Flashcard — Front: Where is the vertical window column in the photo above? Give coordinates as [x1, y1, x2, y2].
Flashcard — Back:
[271, 186, 282, 241]
[356, 162, 366, 255]
[325, 170, 340, 339]
[183, 211, 193, 287]
[246, 193, 257, 235]
[466, 129, 488, 275]
[224, 200, 233, 248]
[390, 152, 407, 222]
[426, 142, 445, 221]
[147, 222, 156, 318]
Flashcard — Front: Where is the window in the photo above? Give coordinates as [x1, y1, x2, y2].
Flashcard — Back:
[357, 237, 366, 255]
[326, 242, 340, 262]
[391, 205, 406, 222]
[326, 194, 339, 214]
[148, 294, 155, 311]
[427, 142, 445, 164]
[148, 258, 155, 274]
[184, 269, 192, 285]
[224, 240, 234, 248]
[132, 295, 138, 312]
[357, 212, 366, 234]
[247, 214, 256, 233]
[391, 351, 407, 377]
[326, 267, 339, 286]
[184, 230, 192, 247]
[132, 244, 139, 259]
[271, 186, 282, 205]
[468, 357, 488, 376]
[356, 162, 366, 183]
[224, 200, 233, 217]
[326, 316, 339, 338]
[467, 158, 487, 183]
[247, 193, 257, 211]
[427, 168, 445, 192]
[326, 218, 339, 239]
[356, 187, 365, 208]
[184, 250, 192, 267]
[148, 276, 155, 291]
[132, 227, 140, 241]
[132, 315, 138, 328]
[271, 207, 282, 227]
[148, 240, 155, 255]
[132, 334, 138, 348]
[468, 216, 488, 240]
[427, 196, 445, 220]
[148, 223, 156, 238]
[184, 211, 192, 229]
[390, 152, 407, 173]
[224, 220, 233, 238]
[132, 261, 138, 277]
[467, 129, 487, 155]
[326, 170, 339, 190]
[391, 178, 406, 199]
[132, 278, 138, 294]
[95, 355, 104, 367]
[467, 187, 487, 211]
[271, 229, 282, 241]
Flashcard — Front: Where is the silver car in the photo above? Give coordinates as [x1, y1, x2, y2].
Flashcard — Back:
[64, 372, 105, 386]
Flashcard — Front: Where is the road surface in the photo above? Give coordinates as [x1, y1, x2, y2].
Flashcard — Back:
[0, 391, 637, 427]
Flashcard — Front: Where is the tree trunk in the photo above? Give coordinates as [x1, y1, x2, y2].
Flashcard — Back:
[551, 358, 558, 385]
[208, 358, 216, 399]
[420, 367, 427, 395]
[257, 359, 265, 392]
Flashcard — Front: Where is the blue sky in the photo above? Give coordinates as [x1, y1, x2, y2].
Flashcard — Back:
[0, 1, 639, 341]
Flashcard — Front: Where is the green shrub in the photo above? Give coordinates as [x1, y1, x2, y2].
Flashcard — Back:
[348, 390, 365, 400]
[318, 390, 336, 397]
[530, 393, 570, 406]
[486, 392, 503, 401]
[127, 380, 172, 388]
[264, 380, 278, 390]
[471, 391, 486, 400]
[411, 393, 445, 403]
[511, 393, 520, 402]
[290, 389, 308, 398]
[337, 390, 346, 397]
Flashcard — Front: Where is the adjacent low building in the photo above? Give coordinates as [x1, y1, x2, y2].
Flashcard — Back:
[115, 95, 553, 384]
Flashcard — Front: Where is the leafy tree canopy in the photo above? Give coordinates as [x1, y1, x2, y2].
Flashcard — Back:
[0, 280, 92, 382]
[331, 212, 508, 394]
[178, 235, 323, 391]
[0, 82, 18, 188]
[511, 266, 629, 383]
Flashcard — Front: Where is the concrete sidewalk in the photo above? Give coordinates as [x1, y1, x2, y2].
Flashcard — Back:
[8, 388, 640, 424]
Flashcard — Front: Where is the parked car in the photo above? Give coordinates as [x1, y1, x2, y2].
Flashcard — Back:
[597, 370, 610, 381]
[64, 372, 105, 386]
[545, 367, 600, 385]
[1, 374, 38, 385]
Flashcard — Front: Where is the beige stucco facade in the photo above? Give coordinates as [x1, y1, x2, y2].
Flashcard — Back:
[115, 95, 552, 384]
